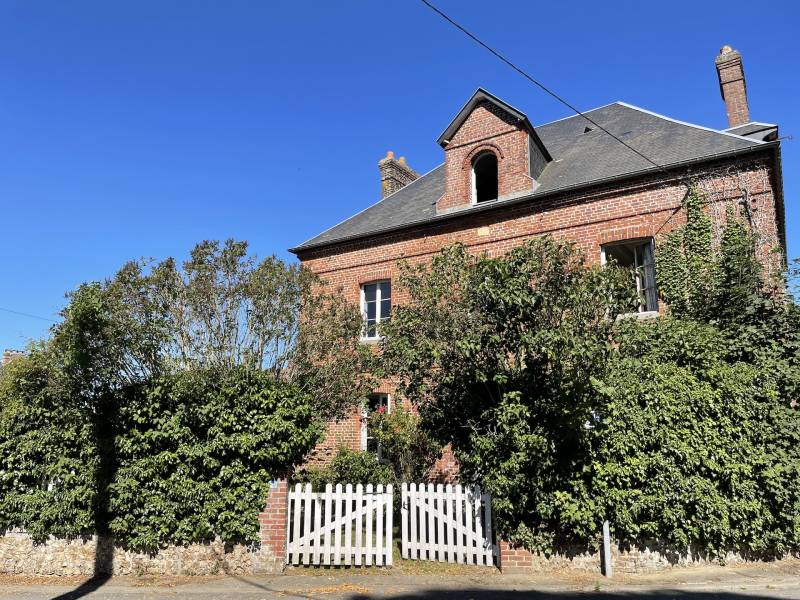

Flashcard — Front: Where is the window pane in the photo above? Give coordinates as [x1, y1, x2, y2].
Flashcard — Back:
[379, 298, 391, 321]
[366, 301, 377, 321]
[363, 283, 377, 303]
[641, 242, 658, 311]
[366, 322, 377, 338]
[379, 281, 391, 300]
[366, 437, 379, 454]
[603, 240, 658, 313]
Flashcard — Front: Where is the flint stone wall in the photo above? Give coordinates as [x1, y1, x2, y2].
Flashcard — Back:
[500, 538, 797, 574]
[0, 532, 282, 576]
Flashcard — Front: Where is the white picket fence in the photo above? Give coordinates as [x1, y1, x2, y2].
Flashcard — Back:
[287, 483, 394, 566]
[401, 483, 497, 566]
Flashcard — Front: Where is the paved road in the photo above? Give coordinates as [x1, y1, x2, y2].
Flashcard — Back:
[2, 566, 800, 600]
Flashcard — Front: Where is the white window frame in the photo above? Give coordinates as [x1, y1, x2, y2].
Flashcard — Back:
[361, 393, 391, 459]
[600, 238, 659, 317]
[360, 280, 391, 341]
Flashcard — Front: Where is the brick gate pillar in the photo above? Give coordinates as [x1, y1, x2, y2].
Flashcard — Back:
[498, 539, 535, 574]
[256, 479, 289, 572]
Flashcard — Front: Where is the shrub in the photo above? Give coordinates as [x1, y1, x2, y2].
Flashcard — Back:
[590, 318, 800, 557]
[296, 448, 396, 491]
[367, 404, 440, 482]
[0, 346, 98, 541]
[110, 368, 322, 551]
[381, 234, 800, 557]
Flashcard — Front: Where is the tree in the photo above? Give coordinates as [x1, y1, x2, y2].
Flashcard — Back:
[106, 239, 374, 420]
[381, 234, 800, 558]
[0, 239, 373, 548]
[380, 238, 637, 550]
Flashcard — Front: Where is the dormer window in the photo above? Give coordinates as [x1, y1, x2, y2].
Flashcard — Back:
[472, 152, 498, 203]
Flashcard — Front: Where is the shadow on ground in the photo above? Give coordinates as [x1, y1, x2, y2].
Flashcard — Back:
[344, 591, 791, 600]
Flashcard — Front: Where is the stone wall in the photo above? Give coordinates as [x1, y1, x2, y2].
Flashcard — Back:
[499, 539, 795, 574]
[0, 482, 290, 577]
[0, 532, 280, 576]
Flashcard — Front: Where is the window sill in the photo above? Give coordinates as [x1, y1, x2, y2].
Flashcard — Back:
[616, 310, 660, 322]
[359, 337, 383, 345]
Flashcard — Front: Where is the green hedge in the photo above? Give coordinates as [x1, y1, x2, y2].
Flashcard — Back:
[591, 319, 800, 557]
[110, 368, 322, 551]
[0, 358, 322, 551]
[0, 347, 98, 540]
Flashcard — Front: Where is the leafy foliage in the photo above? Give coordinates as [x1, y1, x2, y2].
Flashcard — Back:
[110, 369, 321, 551]
[381, 238, 637, 550]
[296, 448, 396, 491]
[0, 240, 370, 549]
[105, 239, 374, 420]
[591, 319, 800, 557]
[367, 404, 440, 482]
[382, 231, 800, 557]
[656, 189, 718, 320]
[0, 346, 98, 540]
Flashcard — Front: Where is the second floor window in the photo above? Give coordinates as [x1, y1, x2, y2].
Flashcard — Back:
[361, 280, 391, 339]
[601, 239, 659, 313]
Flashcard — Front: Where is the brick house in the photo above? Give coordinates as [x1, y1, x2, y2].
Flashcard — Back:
[289, 46, 786, 475]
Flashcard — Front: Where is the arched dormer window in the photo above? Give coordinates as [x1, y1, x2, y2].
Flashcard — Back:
[472, 152, 498, 203]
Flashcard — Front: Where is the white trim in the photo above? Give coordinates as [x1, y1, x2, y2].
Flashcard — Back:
[361, 393, 391, 455]
[615, 101, 766, 144]
[600, 238, 658, 314]
[360, 280, 391, 341]
[723, 121, 776, 132]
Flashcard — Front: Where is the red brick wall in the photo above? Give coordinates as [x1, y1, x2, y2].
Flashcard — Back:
[297, 152, 782, 474]
[439, 101, 535, 212]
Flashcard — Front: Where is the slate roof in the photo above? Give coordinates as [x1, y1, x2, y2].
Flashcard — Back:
[724, 121, 779, 142]
[291, 101, 772, 253]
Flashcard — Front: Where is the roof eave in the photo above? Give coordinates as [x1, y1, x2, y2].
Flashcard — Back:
[289, 141, 777, 256]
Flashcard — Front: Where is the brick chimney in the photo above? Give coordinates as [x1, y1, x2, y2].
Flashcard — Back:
[378, 151, 419, 198]
[715, 45, 750, 128]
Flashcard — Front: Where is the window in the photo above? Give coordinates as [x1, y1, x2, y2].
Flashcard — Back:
[601, 239, 658, 313]
[472, 152, 498, 203]
[361, 280, 391, 339]
[361, 393, 390, 459]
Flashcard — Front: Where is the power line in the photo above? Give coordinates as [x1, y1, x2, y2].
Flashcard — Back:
[0, 307, 58, 323]
[419, 0, 673, 177]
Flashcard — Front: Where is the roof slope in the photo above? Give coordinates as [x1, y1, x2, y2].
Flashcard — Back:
[292, 102, 765, 252]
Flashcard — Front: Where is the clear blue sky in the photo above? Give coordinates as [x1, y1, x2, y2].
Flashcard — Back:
[1, 0, 798, 350]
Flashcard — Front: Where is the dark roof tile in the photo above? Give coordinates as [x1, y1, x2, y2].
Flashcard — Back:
[291, 102, 764, 252]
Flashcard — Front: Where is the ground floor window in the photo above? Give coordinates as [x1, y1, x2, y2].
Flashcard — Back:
[601, 238, 658, 312]
[361, 393, 390, 459]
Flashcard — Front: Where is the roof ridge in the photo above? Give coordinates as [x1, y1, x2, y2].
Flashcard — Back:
[615, 101, 765, 145]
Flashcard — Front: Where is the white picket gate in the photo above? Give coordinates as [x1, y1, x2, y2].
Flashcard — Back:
[401, 483, 497, 566]
[287, 483, 394, 566]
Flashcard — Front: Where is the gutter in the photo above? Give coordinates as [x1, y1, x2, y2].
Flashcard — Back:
[289, 141, 780, 256]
